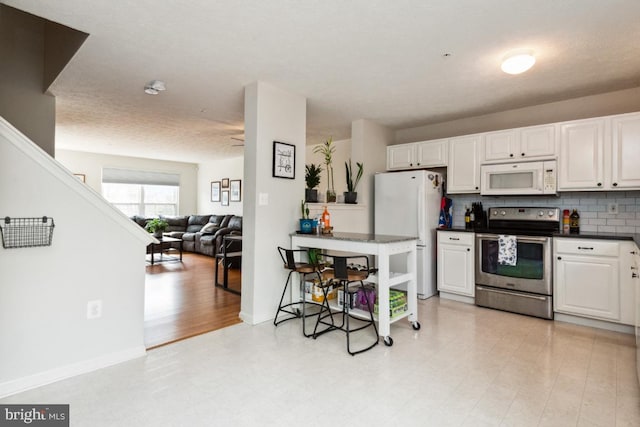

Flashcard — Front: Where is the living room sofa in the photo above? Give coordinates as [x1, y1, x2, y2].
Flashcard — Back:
[131, 214, 242, 257]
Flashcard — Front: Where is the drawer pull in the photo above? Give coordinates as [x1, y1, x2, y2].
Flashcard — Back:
[633, 273, 638, 279]
[449, 237, 460, 241]
[577, 247, 594, 250]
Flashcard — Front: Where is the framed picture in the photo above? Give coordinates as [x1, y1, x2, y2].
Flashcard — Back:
[221, 190, 230, 206]
[74, 174, 86, 183]
[272, 141, 295, 179]
[230, 179, 242, 202]
[211, 181, 221, 202]
[221, 178, 230, 188]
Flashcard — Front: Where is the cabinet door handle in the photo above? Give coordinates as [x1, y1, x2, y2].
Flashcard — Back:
[597, 182, 602, 187]
[613, 182, 618, 187]
[633, 273, 638, 278]
[467, 248, 470, 251]
[417, 162, 420, 166]
[577, 247, 594, 250]
[557, 256, 562, 260]
[410, 163, 413, 166]
[509, 153, 514, 157]
[521, 152, 525, 156]
[475, 186, 479, 190]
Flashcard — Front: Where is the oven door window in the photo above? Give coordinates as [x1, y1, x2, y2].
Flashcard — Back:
[480, 239, 544, 280]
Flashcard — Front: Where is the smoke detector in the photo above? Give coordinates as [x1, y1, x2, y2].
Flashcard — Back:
[144, 80, 166, 95]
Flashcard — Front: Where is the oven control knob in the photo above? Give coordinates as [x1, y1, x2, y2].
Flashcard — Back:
[548, 210, 555, 218]
[492, 210, 498, 216]
[538, 210, 544, 217]
[500, 210, 506, 216]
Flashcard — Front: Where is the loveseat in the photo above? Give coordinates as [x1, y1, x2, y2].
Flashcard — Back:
[131, 214, 242, 257]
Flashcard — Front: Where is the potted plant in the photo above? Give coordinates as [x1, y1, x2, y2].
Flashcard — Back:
[313, 137, 336, 202]
[344, 159, 364, 204]
[305, 163, 322, 203]
[145, 218, 169, 238]
[299, 200, 314, 234]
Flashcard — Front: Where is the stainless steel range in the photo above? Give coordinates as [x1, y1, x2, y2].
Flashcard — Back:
[475, 207, 560, 319]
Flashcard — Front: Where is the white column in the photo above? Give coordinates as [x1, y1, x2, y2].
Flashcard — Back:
[241, 82, 306, 324]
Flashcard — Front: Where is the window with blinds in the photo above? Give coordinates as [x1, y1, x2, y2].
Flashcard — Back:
[101, 168, 180, 217]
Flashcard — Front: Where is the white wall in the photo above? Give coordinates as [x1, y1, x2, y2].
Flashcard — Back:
[55, 150, 198, 215]
[0, 118, 152, 397]
[241, 81, 306, 324]
[352, 119, 394, 232]
[197, 156, 244, 215]
[395, 86, 640, 144]
[305, 138, 350, 202]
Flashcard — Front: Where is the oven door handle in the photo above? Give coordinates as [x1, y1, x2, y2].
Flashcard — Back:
[477, 286, 548, 301]
[475, 233, 550, 243]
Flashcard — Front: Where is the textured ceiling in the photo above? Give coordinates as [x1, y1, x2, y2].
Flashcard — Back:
[4, 0, 640, 163]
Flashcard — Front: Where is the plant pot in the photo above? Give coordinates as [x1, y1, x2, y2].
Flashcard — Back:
[299, 219, 314, 234]
[326, 189, 336, 203]
[305, 188, 318, 203]
[344, 191, 358, 204]
[153, 231, 163, 239]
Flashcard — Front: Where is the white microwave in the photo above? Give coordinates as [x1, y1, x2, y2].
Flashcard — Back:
[480, 160, 557, 196]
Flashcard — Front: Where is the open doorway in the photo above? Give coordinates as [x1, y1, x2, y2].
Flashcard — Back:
[144, 252, 241, 349]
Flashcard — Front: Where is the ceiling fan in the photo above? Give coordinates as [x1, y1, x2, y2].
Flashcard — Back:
[231, 135, 245, 147]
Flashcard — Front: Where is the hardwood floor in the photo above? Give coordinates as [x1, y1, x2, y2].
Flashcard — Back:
[144, 252, 242, 349]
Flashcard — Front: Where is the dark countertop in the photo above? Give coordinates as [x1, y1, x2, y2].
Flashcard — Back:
[435, 228, 640, 246]
[291, 231, 417, 244]
[436, 227, 475, 233]
[553, 231, 640, 246]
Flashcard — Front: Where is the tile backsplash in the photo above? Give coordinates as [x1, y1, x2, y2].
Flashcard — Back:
[448, 191, 640, 234]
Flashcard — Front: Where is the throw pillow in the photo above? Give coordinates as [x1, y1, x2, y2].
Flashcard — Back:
[200, 223, 218, 233]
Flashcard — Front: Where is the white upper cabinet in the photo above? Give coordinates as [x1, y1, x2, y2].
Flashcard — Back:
[611, 112, 640, 189]
[558, 113, 640, 192]
[483, 124, 556, 163]
[387, 144, 415, 170]
[447, 135, 481, 193]
[558, 118, 605, 190]
[415, 139, 448, 168]
[387, 139, 447, 170]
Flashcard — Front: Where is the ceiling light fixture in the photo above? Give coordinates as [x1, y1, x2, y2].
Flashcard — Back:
[501, 51, 536, 75]
[144, 80, 166, 95]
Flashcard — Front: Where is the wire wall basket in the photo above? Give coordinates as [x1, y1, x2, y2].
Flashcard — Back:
[0, 216, 55, 249]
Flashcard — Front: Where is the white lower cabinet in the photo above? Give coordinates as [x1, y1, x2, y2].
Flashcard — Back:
[437, 231, 474, 299]
[554, 238, 636, 325]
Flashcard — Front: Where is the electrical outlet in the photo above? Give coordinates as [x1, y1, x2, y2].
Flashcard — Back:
[607, 202, 619, 214]
[87, 300, 102, 319]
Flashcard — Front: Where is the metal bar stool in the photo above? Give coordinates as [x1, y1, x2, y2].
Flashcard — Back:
[312, 254, 379, 355]
[274, 247, 327, 337]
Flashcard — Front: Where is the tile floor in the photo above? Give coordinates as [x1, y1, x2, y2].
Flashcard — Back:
[2, 297, 639, 426]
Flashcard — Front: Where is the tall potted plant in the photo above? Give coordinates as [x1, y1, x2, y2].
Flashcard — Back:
[313, 137, 336, 202]
[305, 163, 322, 203]
[344, 159, 363, 204]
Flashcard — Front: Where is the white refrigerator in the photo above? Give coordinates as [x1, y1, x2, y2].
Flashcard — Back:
[374, 170, 443, 299]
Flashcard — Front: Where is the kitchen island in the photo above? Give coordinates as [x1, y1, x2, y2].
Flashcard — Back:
[290, 231, 419, 345]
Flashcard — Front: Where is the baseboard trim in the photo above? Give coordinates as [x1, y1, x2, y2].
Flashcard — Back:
[438, 291, 475, 305]
[554, 313, 634, 334]
[0, 345, 146, 399]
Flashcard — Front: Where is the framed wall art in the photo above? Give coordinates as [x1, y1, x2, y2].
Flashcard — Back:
[230, 179, 241, 202]
[211, 181, 221, 202]
[272, 141, 295, 179]
[221, 190, 230, 206]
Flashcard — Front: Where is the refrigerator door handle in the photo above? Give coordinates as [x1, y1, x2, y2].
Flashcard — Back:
[417, 183, 425, 245]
